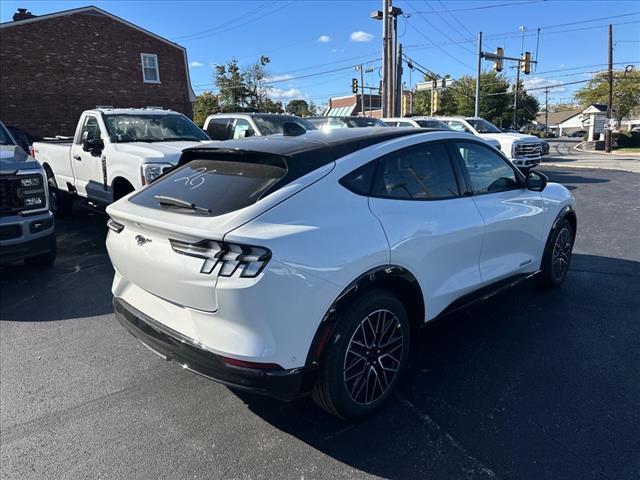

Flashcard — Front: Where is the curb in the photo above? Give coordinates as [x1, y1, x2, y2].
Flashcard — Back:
[574, 144, 640, 157]
[542, 162, 637, 173]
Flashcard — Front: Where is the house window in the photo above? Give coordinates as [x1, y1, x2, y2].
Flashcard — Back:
[141, 53, 160, 83]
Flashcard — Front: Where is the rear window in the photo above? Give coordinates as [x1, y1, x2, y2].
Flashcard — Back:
[129, 156, 287, 216]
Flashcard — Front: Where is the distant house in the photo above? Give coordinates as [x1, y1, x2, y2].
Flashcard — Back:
[534, 109, 582, 135]
[535, 104, 614, 139]
[0, 6, 196, 138]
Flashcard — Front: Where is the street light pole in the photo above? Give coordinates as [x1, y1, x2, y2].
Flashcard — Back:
[606, 24, 613, 152]
[475, 31, 482, 117]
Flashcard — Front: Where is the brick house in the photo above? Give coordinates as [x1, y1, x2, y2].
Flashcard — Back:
[0, 6, 196, 138]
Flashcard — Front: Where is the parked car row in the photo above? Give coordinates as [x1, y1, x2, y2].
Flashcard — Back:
[3, 107, 576, 419]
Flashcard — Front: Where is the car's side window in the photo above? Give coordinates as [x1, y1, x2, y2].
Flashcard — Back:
[231, 118, 252, 139]
[371, 142, 460, 200]
[454, 141, 520, 194]
[396, 121, 413, 127]
[78, 116, 101, 144]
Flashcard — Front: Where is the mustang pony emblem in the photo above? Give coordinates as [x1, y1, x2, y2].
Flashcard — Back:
[135, 235, 152, 246]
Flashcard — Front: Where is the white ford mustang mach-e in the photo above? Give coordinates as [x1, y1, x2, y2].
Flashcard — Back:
[106, 128, 576, 419]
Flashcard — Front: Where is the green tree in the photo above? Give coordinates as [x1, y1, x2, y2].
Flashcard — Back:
[285, 99, 311, 116]
[193, 91, 219, 127]
[215, 58, 248, 111]
[507, 81, 540, 128]
[263, 98, 283, 113]
[574, 71, 640, 125]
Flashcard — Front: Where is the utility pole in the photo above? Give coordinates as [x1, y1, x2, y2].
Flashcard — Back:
[355, 65, 366, 117]
[475, 32, 482, 117]
[544, 86, 549, 137]
[512, 26, 526, 129]
[396, 43, 403, 116]
[606, 23, 613, 152]
[372, 1, 402, 117]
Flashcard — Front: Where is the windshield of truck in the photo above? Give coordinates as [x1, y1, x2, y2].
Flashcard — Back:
[252, 116, 316, 135]
[466, 119, 502, 134]
[0, 123, 16, 145]
[104, 114, 209, 143]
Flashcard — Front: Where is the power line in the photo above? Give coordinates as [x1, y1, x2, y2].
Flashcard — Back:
[410, 1, 543, 14]
[173, 1, 275, 40]
[419, 0, 477, 54]
[436, 0, 475, 38]
[176, 1, 293, 42]
[406, 0, 476, 56]
[404, 17, 475, 70]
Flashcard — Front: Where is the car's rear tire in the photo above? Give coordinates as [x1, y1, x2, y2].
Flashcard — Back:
[536, 218, 574, 289]
[312, 289, 410, 419]
[46, 172, 73, 217]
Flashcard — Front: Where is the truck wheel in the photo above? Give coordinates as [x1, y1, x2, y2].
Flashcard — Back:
[47, 173, 73, 217]
[312, 289, 410, 419]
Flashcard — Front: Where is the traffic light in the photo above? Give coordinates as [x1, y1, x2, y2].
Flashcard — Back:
[433, 90, 440, 112]
[494, 47, 504, 72]
[521, 51, 531, 75]
[352, 78, 359, 94]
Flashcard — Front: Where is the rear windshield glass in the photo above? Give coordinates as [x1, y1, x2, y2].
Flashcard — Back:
[129, 157, 287, 216]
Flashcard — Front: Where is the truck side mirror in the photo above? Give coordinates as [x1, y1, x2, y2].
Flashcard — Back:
[83, 138, 104, 156]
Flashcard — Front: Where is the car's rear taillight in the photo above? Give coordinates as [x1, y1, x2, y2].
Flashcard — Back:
[29, 146, 36, 158]
[170, 239, 271, 278]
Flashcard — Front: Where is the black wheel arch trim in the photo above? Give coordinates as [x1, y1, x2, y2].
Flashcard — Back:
[543, 205, 577, 259]
[304, 264, 424, 368]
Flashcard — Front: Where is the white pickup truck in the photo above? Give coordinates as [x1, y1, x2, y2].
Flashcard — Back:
[32, 108, 211, 215]
[436, 116, 542, 168]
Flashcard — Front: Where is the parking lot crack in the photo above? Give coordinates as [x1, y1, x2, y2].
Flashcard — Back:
[396, 394, 499, 479]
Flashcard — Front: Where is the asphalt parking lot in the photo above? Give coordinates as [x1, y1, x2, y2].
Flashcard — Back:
[1, 166, 639, 479]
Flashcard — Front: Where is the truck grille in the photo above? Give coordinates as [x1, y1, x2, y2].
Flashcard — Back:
[514, 142, 542, 158]
[0, 177, 21, 215]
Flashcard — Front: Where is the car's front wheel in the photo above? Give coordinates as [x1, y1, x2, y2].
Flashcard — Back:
[312, 289, 410, 419]
[537, 218, 574, 288]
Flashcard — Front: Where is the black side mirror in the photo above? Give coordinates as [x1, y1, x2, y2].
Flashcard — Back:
[83, 138, 104, 156]
[525, 170, 548, 192]
[283, 122, 306, 137]
[243, 128, 255, 138]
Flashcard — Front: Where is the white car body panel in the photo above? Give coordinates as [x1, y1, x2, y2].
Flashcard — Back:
[106, 129, 576, 373]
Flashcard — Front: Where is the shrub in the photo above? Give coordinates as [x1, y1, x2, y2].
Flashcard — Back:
[616, 131, 640, 148]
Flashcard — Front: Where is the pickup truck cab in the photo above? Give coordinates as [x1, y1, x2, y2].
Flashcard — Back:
[435, 116, 542, 168]
[32, 108, 210, 215]
[0, 121, 56, 266]
[203, 113, 315, 140]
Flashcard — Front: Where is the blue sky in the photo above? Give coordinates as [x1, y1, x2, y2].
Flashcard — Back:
[2, 0, 639, 109]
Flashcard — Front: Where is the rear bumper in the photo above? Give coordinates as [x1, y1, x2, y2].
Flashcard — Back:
[113, 297, 317, 401]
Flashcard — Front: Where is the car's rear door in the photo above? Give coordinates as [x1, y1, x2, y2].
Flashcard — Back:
[451, 140, 545, 284]
[367, 141, 485, 320]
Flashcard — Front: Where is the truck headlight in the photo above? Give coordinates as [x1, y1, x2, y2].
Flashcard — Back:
[141, 163, 173, 185]
[17, 174, 46, 211]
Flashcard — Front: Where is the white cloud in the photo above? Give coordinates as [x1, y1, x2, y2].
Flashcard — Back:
[317, 35, 331, 43]
[522, 77, 565, 93]
[270, 87, 304, 100]
[265, 74, 293, 82]
[350, 31, 374, 42]
[189, 61, 204, 68]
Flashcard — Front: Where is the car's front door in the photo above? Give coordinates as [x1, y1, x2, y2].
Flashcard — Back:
[452, 140, 545, 284]
[367, 141, 485, 320]
[70, 115, 110, 203]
